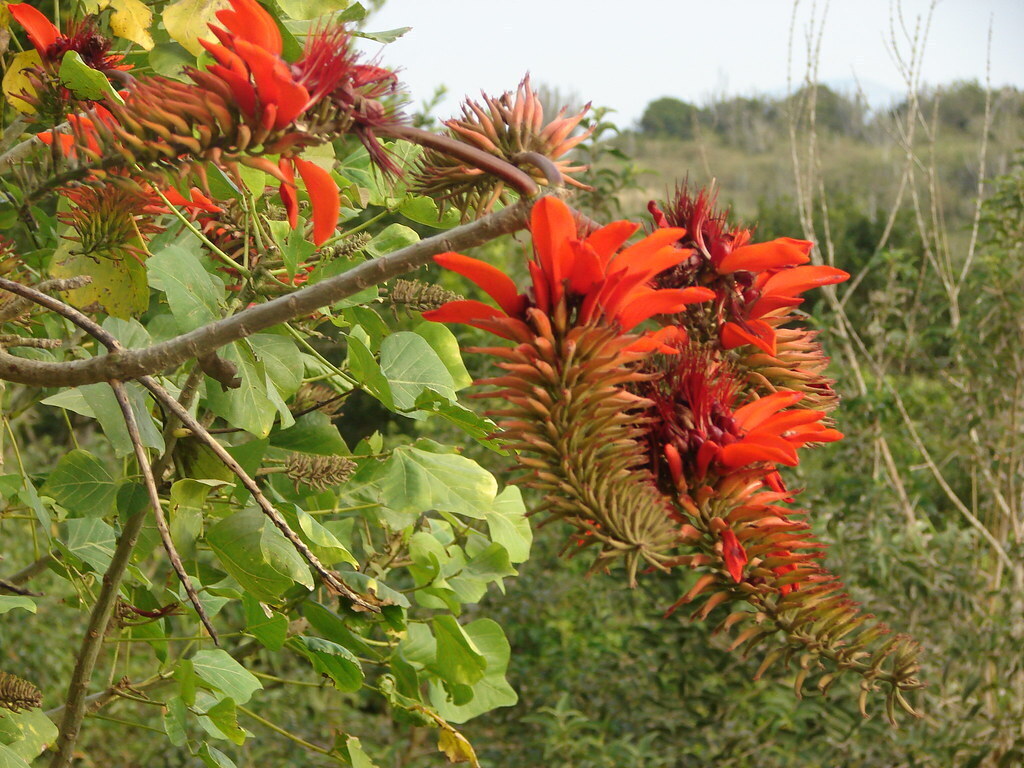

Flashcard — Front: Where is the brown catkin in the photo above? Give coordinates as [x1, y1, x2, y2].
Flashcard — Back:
[0, 672, 42, 712]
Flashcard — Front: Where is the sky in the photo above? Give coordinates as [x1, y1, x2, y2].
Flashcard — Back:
[358, 0, 1024, 127]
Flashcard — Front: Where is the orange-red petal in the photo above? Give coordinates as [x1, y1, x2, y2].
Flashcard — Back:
[721, 320, 776, 355]
[733, 391, 805, 430]
[433, 252, 526, 316]
[761, 265, 849, 298]
[530, 197, 577, 306]
[215, 0, 282, 55]
[717, 237, 812, 274]
[293, 157, 339, 246]
[721, 529, 748, 582]
[8, 4, 60, 59]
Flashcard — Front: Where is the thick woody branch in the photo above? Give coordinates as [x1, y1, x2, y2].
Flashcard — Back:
[0, 200, 533, 387]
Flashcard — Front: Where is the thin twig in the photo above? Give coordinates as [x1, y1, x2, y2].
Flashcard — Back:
[137, 374, 381, 612]
[109, 378, 218, 643]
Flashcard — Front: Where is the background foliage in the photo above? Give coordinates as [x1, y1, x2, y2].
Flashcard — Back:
[0, 1, 1020, 767]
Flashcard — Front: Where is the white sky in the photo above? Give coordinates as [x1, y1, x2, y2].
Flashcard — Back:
[359, 0, 1024, 126]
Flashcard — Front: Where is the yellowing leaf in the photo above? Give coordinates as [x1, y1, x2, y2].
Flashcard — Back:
[107, 0, 155, 50]
[3, 50, 42, 115]
[437, 728, 479, 766]
[49, 235, 150, 320]
[83, 0, 154, 49]
[163, 0, 232, 56]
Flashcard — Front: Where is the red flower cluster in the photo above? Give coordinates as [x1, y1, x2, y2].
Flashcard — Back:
[426, 192, 919, 712]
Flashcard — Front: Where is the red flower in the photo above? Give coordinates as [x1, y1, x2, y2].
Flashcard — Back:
[425, 197, 713, 341]
[720, 529, 747, 583]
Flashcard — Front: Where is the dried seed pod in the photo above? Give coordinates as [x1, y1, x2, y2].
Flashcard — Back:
[285, 454, 356, 491]
[0, 672, 42, 712]
[387, 279, 463, 314]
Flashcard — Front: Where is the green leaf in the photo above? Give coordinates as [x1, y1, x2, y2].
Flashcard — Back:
[191, 650, 262, 705]
[198, 742, 237, 768]
[250, 334, 304, 401]
[289, 506, 358, 567]
[148, 41, 192, 78]
[207, 508, 314, 602]
[486, 487, 532, 563]
[61, 517, 116, 572]
[270, 412, 348, 456]
[429, 619, 517, 723]
[346, 333, 394, 409]
[301, 602, 378, 658]
[203, 698, 247, 745]
[0, 744, 31, 768]
[204, 341, 280, 438]
[364, 223, 419, 258]
[413, 392, 503, 451]
[58, 51, 124, 104]
[398, 195, 460, 229]
[0, 707, 58, 762]
[372, 445, 498, 523]
[169, 478, 223, 558]
[353, 27, 411, 44]
[379, 333, 456, 411]
[242, 594, 288, 651]
[432, 615, 487, 687]
[413, 322, 473, 390]
[148, 242, 224, 332]
[268, 217, 317, 279]
[163, 696, 188, 747]
[275, 0, 350, 18]
[81, 382, 164, 457]
[42, 450, 118, 518]
[340, 736, 380, 768]
[290, 636, 364, 691]
[0, 597, 35, 615]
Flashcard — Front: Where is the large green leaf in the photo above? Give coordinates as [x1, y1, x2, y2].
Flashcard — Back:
[147, 242, 224, 332]
[191, 649, 262, 704]
[202, 698, 247, 745]
[432, 615, 487, 687]
[250, 334, 303, 400]
[207, 508, 313, 602]
[0, 744, 30, 768]
[58, 50, 124, 103]
[289, 636, 364, 691]
[204, 341, 280, 438]
[379, 332, 456, 411]
[270, 412, 349, 455]
[485, 486, 532, 563]
[42, 450, 118, 518]
[80, 383, 164, 457]
[369, 445, 498, 524]
[429, 619, 517, 723]
[242, 594, 288, 651]
[414, 322, 473, 390]
[61, 518, 116, 572]
[0, 597, 35, 615]
[364, 223, 419, 258]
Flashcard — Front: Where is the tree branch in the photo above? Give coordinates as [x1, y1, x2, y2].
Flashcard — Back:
[0, 200, 533, 387]
[109, 378, 218, 642]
